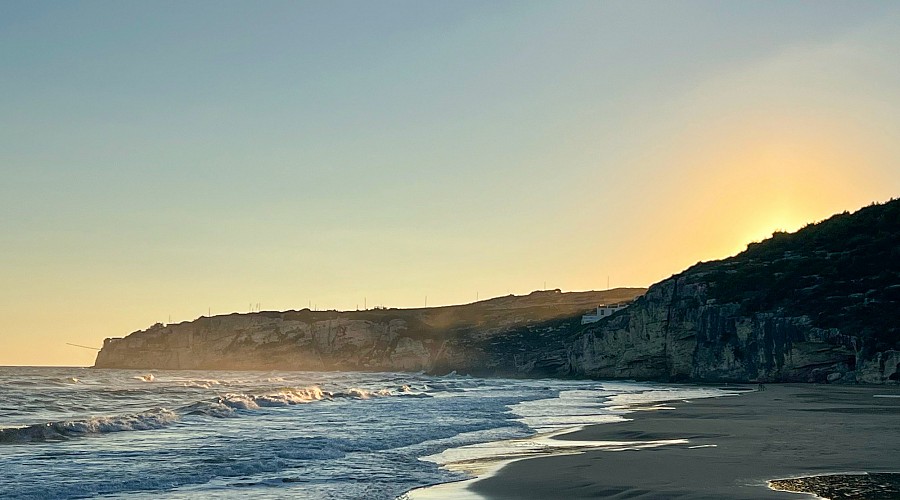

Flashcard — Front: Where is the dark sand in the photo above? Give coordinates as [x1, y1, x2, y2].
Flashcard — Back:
[470, 384, 900, 499]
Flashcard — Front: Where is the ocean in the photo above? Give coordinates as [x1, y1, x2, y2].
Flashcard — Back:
[0, 367, 734, 499]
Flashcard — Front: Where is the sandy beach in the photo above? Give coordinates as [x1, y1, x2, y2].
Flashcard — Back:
[470, 384, 900, 499]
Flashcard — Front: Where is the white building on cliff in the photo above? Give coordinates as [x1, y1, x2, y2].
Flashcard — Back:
[581, 302, 632, 324]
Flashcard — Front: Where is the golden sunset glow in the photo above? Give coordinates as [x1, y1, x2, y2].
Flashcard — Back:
[2, 3, 900, 366]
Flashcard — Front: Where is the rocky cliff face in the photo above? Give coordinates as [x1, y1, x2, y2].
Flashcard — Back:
[487, 200, 900, 384]
[507, 276, 897, 383]
[94, 289, 646, 372]
[95, 200, 900, 384]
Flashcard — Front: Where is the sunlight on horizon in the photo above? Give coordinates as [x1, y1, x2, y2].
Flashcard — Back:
[2, 2, 899, 366]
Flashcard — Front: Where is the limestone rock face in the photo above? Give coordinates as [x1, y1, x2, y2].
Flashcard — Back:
[94, 289, 645, 373]
[484, 200, 900, 384]
[477, 276, 896, 384]
[96, 315, 436, 372]
[562, 276, 875, 382]
[94, 200, 899, 384]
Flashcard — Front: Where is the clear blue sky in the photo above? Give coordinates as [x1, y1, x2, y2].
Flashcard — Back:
[3, 1, 900, 365]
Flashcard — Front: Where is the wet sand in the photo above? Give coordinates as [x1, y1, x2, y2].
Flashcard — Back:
[470, 384, 900, 499]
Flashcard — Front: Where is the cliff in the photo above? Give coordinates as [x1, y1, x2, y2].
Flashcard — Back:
[93, 288, 645, 372]
[488, 199, 900, 383]
[95, 200, 900, 384]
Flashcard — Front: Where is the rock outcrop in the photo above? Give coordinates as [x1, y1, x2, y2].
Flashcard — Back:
[94, 289, 646, 372]
[484, 199, 900, 383]
[94, 199, 900, 384]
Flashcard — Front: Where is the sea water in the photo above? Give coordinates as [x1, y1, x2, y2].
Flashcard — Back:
[0, 367, 733, 499]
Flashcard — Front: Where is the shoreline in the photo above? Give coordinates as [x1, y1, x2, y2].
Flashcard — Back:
[401, 383, 745, 500]
[466, 384, 900, 499]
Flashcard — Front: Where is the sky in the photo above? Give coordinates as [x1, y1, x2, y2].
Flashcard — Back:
[2, 1, 900, 366]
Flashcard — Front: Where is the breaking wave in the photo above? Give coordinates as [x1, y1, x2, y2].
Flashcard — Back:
[184, 385, 427, 417]
[1, 385, 429, 443]
[0, 408, 178, 444]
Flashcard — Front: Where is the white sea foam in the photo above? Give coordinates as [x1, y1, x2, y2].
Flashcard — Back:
[181, 384, 424, 418]
[0, 408, 179, 443]
[341, 387, 394, 399]
[254, 387, 328, 406]
[511, 389, 625, 432]
[408, 383, 740, 500]
[0, 368, 743, 500]
[181, 379, 223, 388]
[62, 408, 178, 433]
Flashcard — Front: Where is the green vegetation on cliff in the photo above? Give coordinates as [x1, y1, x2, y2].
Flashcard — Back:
[94, 199, 899, 383]
[687, 199, 900, 353]
[488, 198, 900, 383]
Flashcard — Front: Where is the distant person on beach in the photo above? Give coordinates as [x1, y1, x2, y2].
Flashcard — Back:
[757, 382, 766, 391]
